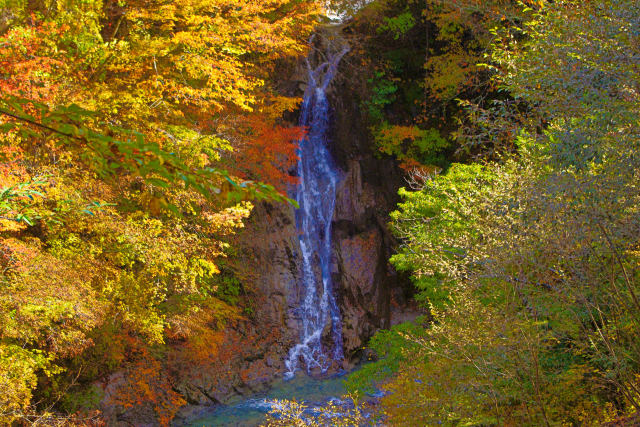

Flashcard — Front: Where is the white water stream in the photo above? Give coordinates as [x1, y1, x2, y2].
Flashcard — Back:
[284, 42, 350, 379]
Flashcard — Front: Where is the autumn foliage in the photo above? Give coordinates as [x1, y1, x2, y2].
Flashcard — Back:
[0, 0, 321, 424]
[342, 0, 640, 425]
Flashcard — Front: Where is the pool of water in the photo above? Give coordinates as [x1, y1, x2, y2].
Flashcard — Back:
[181, 372, 350, 427]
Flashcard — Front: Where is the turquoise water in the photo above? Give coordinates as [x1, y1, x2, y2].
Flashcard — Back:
[183, 372, 349, 427]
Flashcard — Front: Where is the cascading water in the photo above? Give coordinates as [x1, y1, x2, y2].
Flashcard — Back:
[284, 41, 350, 379]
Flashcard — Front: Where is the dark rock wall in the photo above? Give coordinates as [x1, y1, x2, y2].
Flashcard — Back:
[328, 56, 410, 358]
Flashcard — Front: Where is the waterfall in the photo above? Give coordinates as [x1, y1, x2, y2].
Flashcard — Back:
[284, 41, 349, 379]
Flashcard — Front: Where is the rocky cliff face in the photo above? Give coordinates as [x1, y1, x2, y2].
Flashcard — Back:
[328, 58, 411, 358]
[234, 26, 411, 365]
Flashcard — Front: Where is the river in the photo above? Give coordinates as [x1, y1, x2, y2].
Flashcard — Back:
[181, 372, 350, 426]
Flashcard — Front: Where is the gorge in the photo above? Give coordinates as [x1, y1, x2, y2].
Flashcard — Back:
[165, 27, 413, 426]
